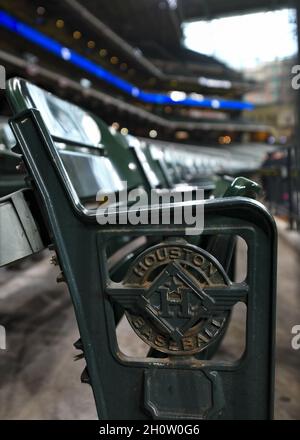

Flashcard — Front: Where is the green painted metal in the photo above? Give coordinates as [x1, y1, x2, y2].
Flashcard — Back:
[0, 120, 26, 196]
[5, 78, 277, 420]
[125, 135, 169, 190]
[224, 176, 261, 198]
[0, 190, 45, 266]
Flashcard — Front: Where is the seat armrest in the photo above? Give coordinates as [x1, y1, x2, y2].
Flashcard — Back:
[0, 190, 45, 267]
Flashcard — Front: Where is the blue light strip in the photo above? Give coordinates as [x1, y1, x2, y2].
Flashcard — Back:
[0, 10, 254, 111]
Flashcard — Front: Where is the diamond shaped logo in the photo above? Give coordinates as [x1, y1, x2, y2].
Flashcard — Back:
[138, 261, 215, 342]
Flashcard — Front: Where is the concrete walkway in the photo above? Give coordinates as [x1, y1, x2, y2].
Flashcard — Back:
[0, 256, 97, 420]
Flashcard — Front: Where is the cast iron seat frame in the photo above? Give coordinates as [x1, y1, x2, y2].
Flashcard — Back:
[5, 78, 277, 420]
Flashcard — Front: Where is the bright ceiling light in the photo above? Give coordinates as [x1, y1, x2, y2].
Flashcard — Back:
[198, 77, 232, 89]
[61, 47, 71, 60]
[149, 129, 157, 138]
[121, 127, 129, 135]
[167, 0, 177, 10]
[170, 91, 187, 102]
[212, 99, 221, 109]
[190, 93, 204, 101]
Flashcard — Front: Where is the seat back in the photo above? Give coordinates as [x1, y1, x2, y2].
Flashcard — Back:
[7, 79, 145, 204]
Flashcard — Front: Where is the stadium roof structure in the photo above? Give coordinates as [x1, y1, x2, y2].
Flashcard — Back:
[0, 0, 294, 142]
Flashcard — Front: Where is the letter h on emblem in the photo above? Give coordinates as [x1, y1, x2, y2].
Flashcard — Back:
[159, 287, 190, 319]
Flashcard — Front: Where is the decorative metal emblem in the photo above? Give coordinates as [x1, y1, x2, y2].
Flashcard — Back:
[107, 242, 246, 356]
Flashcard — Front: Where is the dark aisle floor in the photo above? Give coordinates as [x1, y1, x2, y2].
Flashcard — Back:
[0, 256, 97, 419]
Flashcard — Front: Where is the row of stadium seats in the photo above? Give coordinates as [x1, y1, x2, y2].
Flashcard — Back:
[0, 90, 275, 202]
[0, 78, 276, 419]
